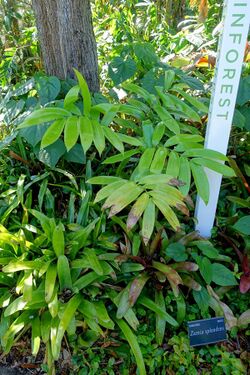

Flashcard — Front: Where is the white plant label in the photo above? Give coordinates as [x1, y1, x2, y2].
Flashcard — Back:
[195, 0, 250, 237]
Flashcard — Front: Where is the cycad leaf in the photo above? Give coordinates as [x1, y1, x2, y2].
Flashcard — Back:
[155, 291, 166, 345]
[94, 180, 125, 203]
[138, 296, 178, 327]
[150, 147, 168, 174]
[18, 108, 70, 128]
[183, 148, 228, 161]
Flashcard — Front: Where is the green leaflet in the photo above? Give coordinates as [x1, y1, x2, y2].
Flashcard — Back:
[78, 116, 93, 153]
[137, 148, 156, 173]
[117, 133, 144, 147]
[166, 151, 180, 178]
[18, 107, 70, 128]
[162, 92, 201, 123]
[74, 69, 91, 115]
[94, 180, 126, 203]
[45, 264, 57, 303]
[150, 147, 168, 174]
[57, 255, 72, 291]
[64, 85, 80, 108]
[41, 119, 65, 149]
[173, 88, 208, 113]
[52, 222, 65, 257]
[102, 126, 124, 153]
[165, 134, 204, 147]
[152, 122, 166, 146]
[138, 174, 172, 186]
[88, 176, 123, 185]
[152, 195, 180, 231]
[192, 158, 235, 177]
[114, 317, 146, 375]
[142, 199, 155, 245]
[190, 162, 210, 205]
[64, 116, 79, 151]
[103, 149, 139, 164]
[73, 272, 107, 291]
[53, 294, 82, 360]
[154, 104, 180, 134]
[84, 248, 103, 276]
[178, 157, 191, 196]
[127, 193, 149, 230]
[92, 119, 105, 156]
[31, 316, 41, 356]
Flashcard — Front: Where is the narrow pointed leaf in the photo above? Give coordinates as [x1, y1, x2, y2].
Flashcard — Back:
[41, 119, 65, 148]
[78, 116, 93, 153]
[64, 116, 79, 151]
[142, 199, 155, 245]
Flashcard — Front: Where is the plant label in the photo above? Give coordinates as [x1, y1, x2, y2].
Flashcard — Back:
[188, 317, 227, 347]
[195, 0, 250, 237]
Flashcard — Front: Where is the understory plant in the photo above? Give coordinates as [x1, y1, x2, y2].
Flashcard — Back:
[0, 70, 243, 374]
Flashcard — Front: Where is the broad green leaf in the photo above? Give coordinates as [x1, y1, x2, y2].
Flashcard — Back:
[41, 311, 51, 343]
[78, 116, 93, 153]
[45, 264, 57, 303]
[197, 257, 212, 284]
[190, 162, 209, 205]
[57, 255, 72, 291]
[103, 149, 139, 164]
[211, 264, 237, 286]
[150, 147, 168, 174]
[127, 193, 149, 230]
[102, 126, 124, 153]
[142, 199, 155, 245]
[183, 148, 228, 161]
[74, 69, 91, 115]
[85, 248, 103, 275]
[192, 158, 235, 177]
[64, 85, 80, 108]
[54, 295, 82, 360]
[122, 82, 151, 103]
[52, 222, 65, 257]
[138, 296, 178, 327]
[73, 272, 107, 291]
[178, 157, 191, 196]
[31, 316, 41, 356]
[23, 271, 33, 302]
[166, 151, 180, 178]
[155, 290, 166, 345]
[114, 317, 146, 375]
[137, 148, 155, 173]
[4, 296, 27, 317]
[41, 119, 65, 149]
[232, 216, 250, 235]
[164, 70, 175, 90]
[18, 108, 70, 128]
[166, 243, 187, 262]
[108, 56, 137, 85]
[64, 116, 79, 151]
[92, 119, 105, 156]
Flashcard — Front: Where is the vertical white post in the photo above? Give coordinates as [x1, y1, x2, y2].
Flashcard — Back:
[195, 0, 250, 237]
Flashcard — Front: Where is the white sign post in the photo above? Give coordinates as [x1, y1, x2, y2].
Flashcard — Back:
[195, 0, 250, 237]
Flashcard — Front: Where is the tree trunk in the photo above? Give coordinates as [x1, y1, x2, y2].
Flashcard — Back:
[32, 0, 99, 92]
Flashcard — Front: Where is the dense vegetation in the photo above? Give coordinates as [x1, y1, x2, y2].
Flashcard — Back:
[0, 1, 249, 374]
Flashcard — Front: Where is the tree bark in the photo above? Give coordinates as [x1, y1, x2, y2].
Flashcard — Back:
[32, 0, 99, 92]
